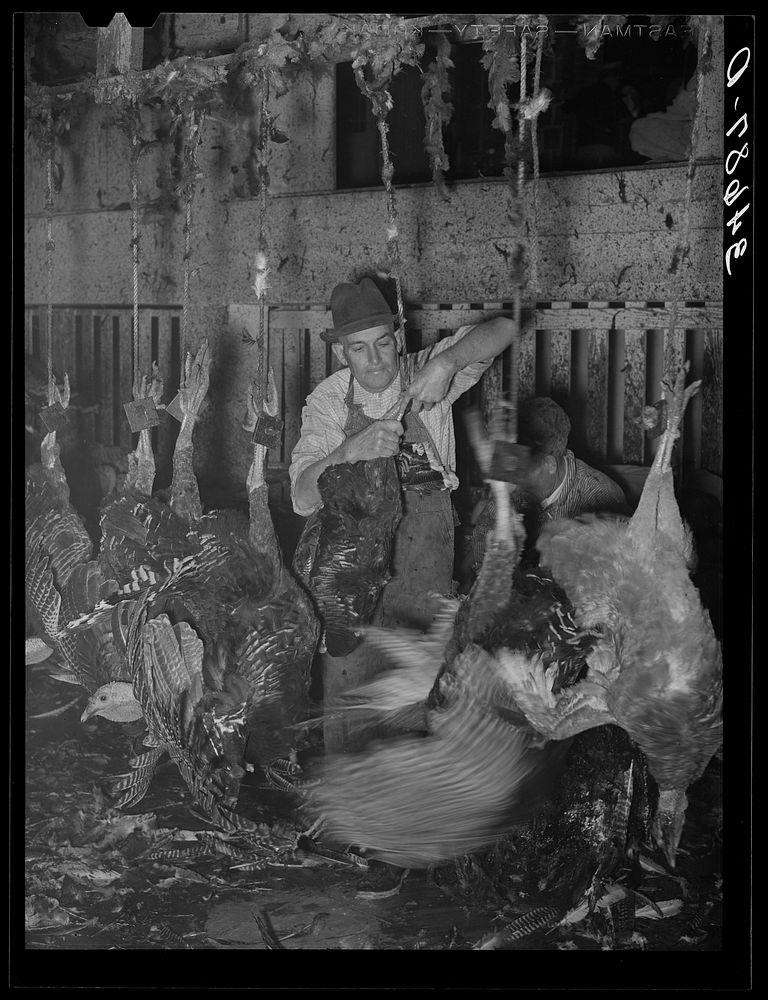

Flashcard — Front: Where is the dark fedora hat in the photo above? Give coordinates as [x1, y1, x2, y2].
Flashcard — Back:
[321, 277, 395, 344]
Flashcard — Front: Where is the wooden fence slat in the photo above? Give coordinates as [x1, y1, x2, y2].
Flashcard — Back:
[267, 326, 284, 466]
[155, 312, 177, 475]
[282, 328, 302, 468]
[535, 329, 552, 397]
[418, 323, 442, 348]
[517, 330, 536, 403]
[52, 308, 71, 385]
[607, 327, 626, 465]
[664, 326, 686, 478]
[31, 311, 42, 362]
[64, 309, 79, 388]
[550, 329, 571, 407]
[586, 330, 609, 465]
[644, 329, 666, 464]
[301, 329, 312, 404]
[664, 327, 686, 382]
[158, 313, 180, 399]
[622, 329, 647, 465]
[701, 328, 723, 477]
[569, 330, 589, 458]
[308, 327, 328, 392]
[480, 355, 503, 427]
[96, 315, 113, 447]
[77, 311, 96, 444]
[116, 313, 134, 451]
[138, 309, 154, 384]
[683, 328, 706, 475]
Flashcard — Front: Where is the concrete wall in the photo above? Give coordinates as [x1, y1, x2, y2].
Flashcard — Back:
[24, 16, 725, 489]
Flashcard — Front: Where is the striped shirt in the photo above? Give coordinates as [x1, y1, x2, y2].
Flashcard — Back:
[289, 325, 491, 517]
[470, 450, 628, 572]
[541, 450, 628, 521]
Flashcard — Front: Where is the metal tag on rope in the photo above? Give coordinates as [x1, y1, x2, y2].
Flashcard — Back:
[251, 412, 284, 450]
[123, 397, 161, 432]
[39, 401, 69, 433]
[488, 440, 532, 485]
[164, 392, 208, 424]
[164, 392, 184, 424]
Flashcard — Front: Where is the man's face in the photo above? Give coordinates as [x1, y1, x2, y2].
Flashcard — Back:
[338, 325, 399, 393]
[519, 452, 559, 502]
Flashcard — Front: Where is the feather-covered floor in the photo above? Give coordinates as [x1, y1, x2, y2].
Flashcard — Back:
[23, 665, 723, 953]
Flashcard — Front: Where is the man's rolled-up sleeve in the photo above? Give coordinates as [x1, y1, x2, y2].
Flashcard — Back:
[289, 388, 346, 517]
[417, 324, 495, 404]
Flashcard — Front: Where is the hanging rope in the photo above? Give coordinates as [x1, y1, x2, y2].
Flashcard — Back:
[516, 32, 528, 204]
[508, 30, 529, 439]
[667, 17, 712, 357]
[352, 61, 406, 339]
[44, 100, 55, 406]
[529, 25, 545, 295]
[374, 108, 406, 336]
[129, 118, 141, 396]
[180, 108, 202, 387]
[256, 69, 270, 407]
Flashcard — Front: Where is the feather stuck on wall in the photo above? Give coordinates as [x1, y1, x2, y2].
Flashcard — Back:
[251, 250, 269, 300]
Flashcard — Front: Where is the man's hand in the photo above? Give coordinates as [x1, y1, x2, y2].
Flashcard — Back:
[403, 354, 456, 413]
[341, 419, 404, 463]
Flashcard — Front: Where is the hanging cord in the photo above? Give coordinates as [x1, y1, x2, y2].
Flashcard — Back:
[44, 101, 55, 405]
[257, 69, 270, 407]
[667, 17, 711, 355]
[516, 31, 528, 203]
[508, 30, 529, 441]
[375, 107, 406, 336]
[529, 25, 544, 295]
[129, 115, 141, 396]
[353, 62, 407, 337]
[181, 108, 203, 387]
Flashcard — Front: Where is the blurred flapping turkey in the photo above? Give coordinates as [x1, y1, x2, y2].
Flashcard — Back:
[302, 413, 590, 866]
[303, 365, 721, 870]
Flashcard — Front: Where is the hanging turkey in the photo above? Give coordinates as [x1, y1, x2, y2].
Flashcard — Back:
[25, 352, 212, 705]
[75, 352, 318, 829]
[293, 455, 403, 657]
[25, 372, 131, 701]
[499, 364, 722, 866]
[300, 413, 589, 866]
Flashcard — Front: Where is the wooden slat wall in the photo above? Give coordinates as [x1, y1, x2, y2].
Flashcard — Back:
[97, 316, 114, 446]
[26, 302, 724, 483]
[259, 302, 723, 479]
[701, 329, 723, 477]
[116, 314, 133, 451]
[24, 305, 183, 466]
[623, 331, 647, 465]
[282, 327, 302, 468]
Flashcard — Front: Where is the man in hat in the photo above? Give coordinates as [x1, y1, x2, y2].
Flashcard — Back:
[466, 396, 629, 577]
[289, 275, 517, 750]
